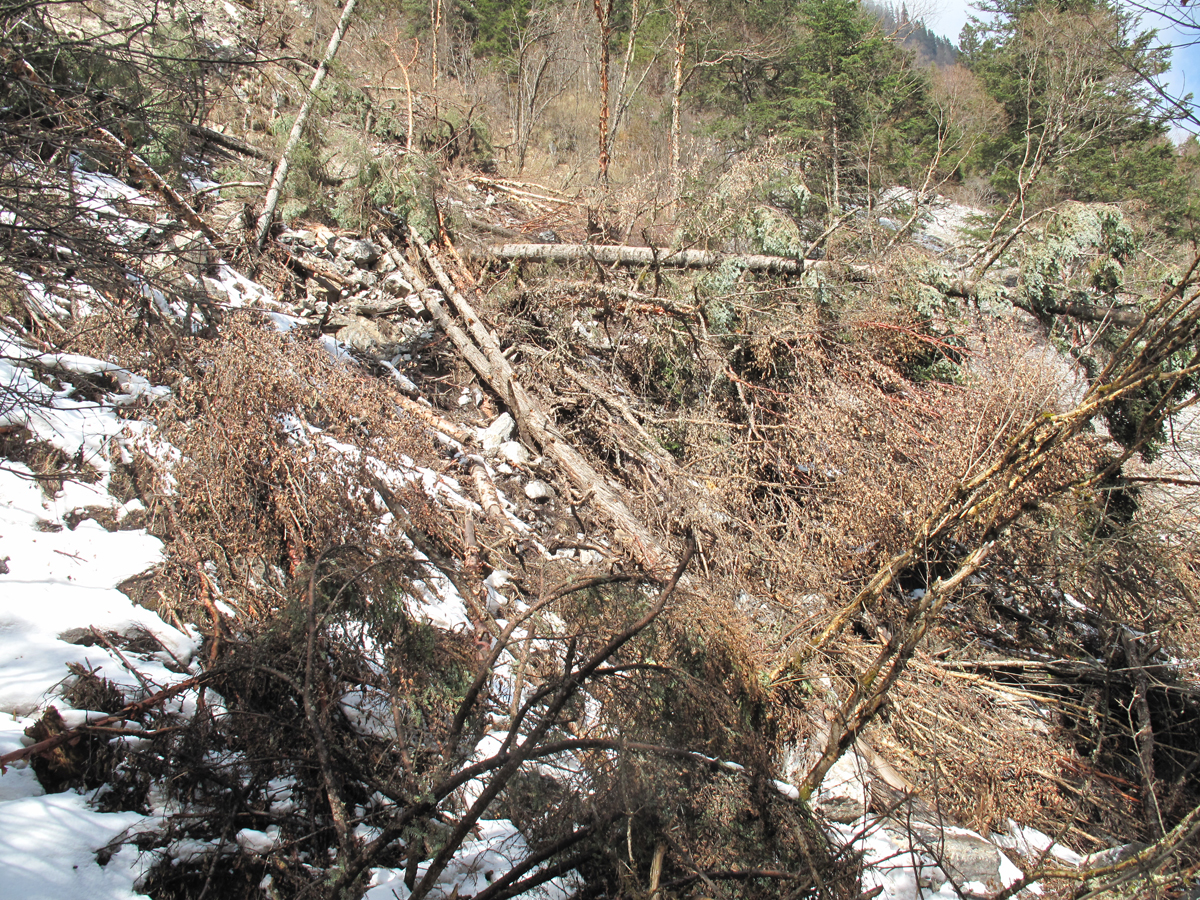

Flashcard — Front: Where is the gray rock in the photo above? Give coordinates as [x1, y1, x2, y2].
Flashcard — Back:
[147, 230, 216, 279]
[904, 822, 1016, 893]
[383, 272, 414, 298]
[479, 413, 516, 451]
[334, 317, 403, 357]
[498, 440, 530, 467]
[348, 297, 407, 318]
[333, 237, 381, 268]
[812, 751, 871, 824]
[58, 627, 95, 645]
[525, 480, 554, 502]
[345, 269, 377, 290]
[277, 229, 317, 247]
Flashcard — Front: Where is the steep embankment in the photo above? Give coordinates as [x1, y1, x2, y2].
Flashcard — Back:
[2, 0, 1199, 896]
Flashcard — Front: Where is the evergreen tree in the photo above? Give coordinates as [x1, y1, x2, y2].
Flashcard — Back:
[752, 0, 913, 213]
[961, 0, 1171, 216]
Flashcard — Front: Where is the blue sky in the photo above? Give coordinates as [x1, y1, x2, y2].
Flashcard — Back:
[922, 0, 1200, 137]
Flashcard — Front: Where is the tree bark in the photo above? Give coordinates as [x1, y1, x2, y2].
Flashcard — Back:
[669, 0, 687, 204]
[254, 0, 359, 249]
[595, 0, 614, 183]
[185, 123, 273, 162]
[489, 242, 814, 274]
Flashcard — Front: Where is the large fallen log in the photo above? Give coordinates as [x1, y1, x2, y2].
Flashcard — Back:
[489, 242, 817, 275]
[496, 244, 1149, 333]
[375, 228, 679, 581]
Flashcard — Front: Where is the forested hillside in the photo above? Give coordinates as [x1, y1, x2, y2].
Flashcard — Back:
[1, 0, 1199, 898]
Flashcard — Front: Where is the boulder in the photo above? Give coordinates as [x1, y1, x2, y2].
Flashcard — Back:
[525, 480, 554, 502]
[383, 271, 414, 298]
[344, 269, 377, 290]
[479, 413, 515, 451]
[146, 230, 217, 282]
[900, 822, 1020, 895]
[332, 237, 381, 268]
[498, 441, 530, 467]
[334, 317, 404, 357]
[812, 750, 871, 824]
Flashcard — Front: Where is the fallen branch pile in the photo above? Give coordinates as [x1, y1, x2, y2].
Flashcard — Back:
[377, 225, 685, 580]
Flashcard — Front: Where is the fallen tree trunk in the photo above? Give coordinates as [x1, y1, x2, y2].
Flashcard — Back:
[943, 281, 1145, 328]
[185, 124, 273, 163]
[375, 228, 679, 581]
[490, 242, 817, 275]
[254, 0, 359, 249]
[498, 245, 1145, 330]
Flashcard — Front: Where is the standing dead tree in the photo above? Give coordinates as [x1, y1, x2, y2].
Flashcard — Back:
[595, 0, 615, 183]
[507, 4, 575, 174]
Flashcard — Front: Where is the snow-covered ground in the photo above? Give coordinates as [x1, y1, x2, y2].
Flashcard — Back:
[0, 229, 587, 896]
[0, 315, 591, 897]
[0, 339, 201, 896]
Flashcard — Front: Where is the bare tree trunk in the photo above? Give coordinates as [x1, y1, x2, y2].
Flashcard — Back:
[490, 241, 827, 274]
[595, 0, 614, 183]
[670, 0, 687, 204]
[254, 0, 359, 249]
[609, 0, 661, 157]
[431, 0, 442, 121]
[829, 110, 841, 216]
[390, 40, 420, 154]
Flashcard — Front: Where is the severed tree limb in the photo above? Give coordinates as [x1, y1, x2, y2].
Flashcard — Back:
[254, 0, 359, 249]
[1122, 630, 1165, 837]
[944, 278, 1146, 329]
[798, 541, 994, 799]
[302, 549, 356, 861]
[466, 455, 517, 537]
[490, 242, 822, 275]
[184, 123, 273, 163]
[0, 674, 205, 770]
[91, 127, 221, 245]
[392, 392, 474, 444]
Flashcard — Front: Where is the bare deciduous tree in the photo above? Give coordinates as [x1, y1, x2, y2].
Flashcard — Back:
[970, 7, 1157, 277]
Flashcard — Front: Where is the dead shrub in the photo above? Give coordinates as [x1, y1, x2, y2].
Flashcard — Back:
[118, 313, 438, 627]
